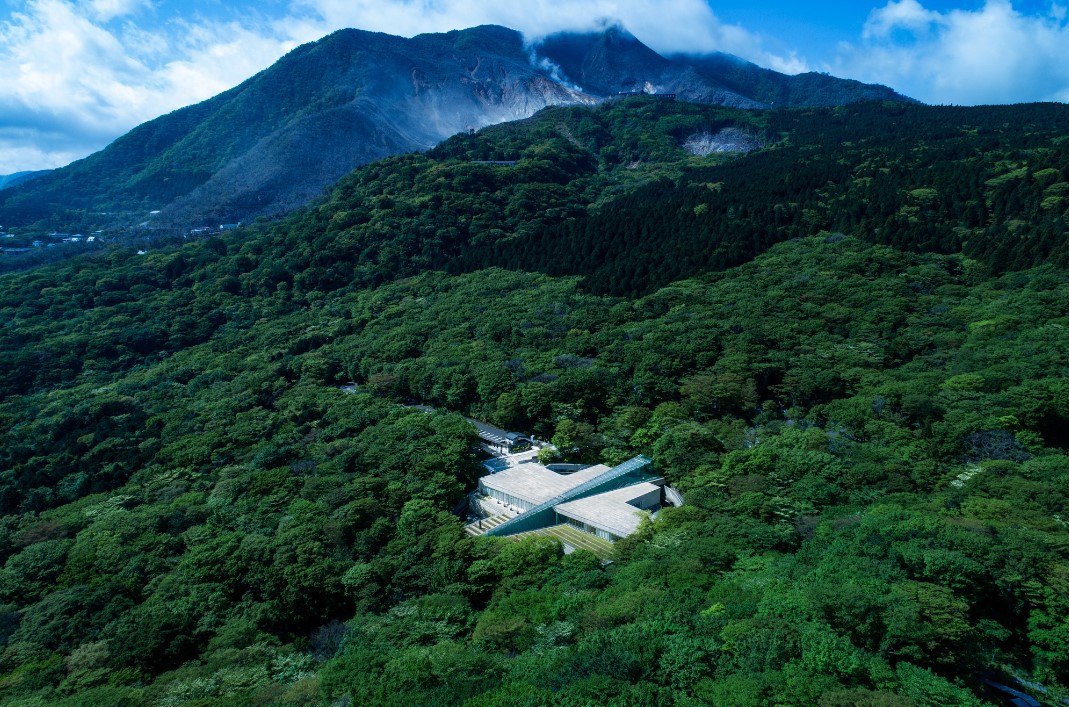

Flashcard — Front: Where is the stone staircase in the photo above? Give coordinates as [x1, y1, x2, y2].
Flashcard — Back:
[464, 514, 513, 537]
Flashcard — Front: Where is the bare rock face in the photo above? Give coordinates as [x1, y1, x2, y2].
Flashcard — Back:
[682, 128, 764, 156]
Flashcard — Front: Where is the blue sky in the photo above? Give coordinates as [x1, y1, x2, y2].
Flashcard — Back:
[1, 0, 1068, 173]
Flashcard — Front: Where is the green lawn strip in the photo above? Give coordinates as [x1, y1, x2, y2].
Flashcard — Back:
[549, 526, 615, 558]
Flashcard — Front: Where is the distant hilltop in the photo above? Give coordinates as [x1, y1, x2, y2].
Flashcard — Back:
[0, 170, 51, 192]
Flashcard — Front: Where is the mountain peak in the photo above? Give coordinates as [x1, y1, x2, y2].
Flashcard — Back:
[424, 24, 524, 47]
[595, 21, 639, 41]
[533, 24, 668, 96]
[0, 23, 913, 230]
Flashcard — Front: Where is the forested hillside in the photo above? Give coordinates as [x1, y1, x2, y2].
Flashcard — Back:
[249, 98, 1069, 297]
[1, 99, 1068, 705]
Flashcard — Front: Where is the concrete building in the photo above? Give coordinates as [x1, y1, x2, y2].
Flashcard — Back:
[469, 419, 530, 454]
[479, 464, 610, 512]
[475, 455, 664, 542]
[555, 482, 662, 541]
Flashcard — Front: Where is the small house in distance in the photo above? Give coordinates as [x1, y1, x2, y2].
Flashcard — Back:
[469, 418, 530, 454]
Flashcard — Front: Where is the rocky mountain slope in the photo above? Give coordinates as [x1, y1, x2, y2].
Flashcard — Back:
[0, 24, 910, 230]
[533, 25, 908, 107]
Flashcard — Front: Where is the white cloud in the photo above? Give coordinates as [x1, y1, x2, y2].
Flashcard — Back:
[1, 1, 149, 130]
[0, 129, 88, 173]
[0, 0, 303, 173]
[862, 0, 940, 38]
[289, 0, 807, 69]
[83, 0, 148, 23]
[835, 0, 1069, 104]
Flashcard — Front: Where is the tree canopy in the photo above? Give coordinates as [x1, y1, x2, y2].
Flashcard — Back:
[1, 98, 1068, 705]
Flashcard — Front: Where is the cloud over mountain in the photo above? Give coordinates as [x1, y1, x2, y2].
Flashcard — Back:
[295, 0, 808, 71]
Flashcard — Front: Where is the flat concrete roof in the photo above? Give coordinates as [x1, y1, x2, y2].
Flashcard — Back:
[481, 463, 610, 507]
[554, 482, 663, 538]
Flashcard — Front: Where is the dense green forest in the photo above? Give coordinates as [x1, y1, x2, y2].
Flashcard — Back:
[1, 99, 1068, 705]
[265, 98, 1069, 296]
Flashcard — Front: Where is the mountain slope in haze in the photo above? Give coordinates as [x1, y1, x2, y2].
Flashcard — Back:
[0, 24, 910, 230]
[681, 52, 909, 107]
[0, 170, 50, 192]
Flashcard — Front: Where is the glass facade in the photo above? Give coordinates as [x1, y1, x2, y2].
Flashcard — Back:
[480, 484, 533, 512]
[563, 515, 621, 542]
